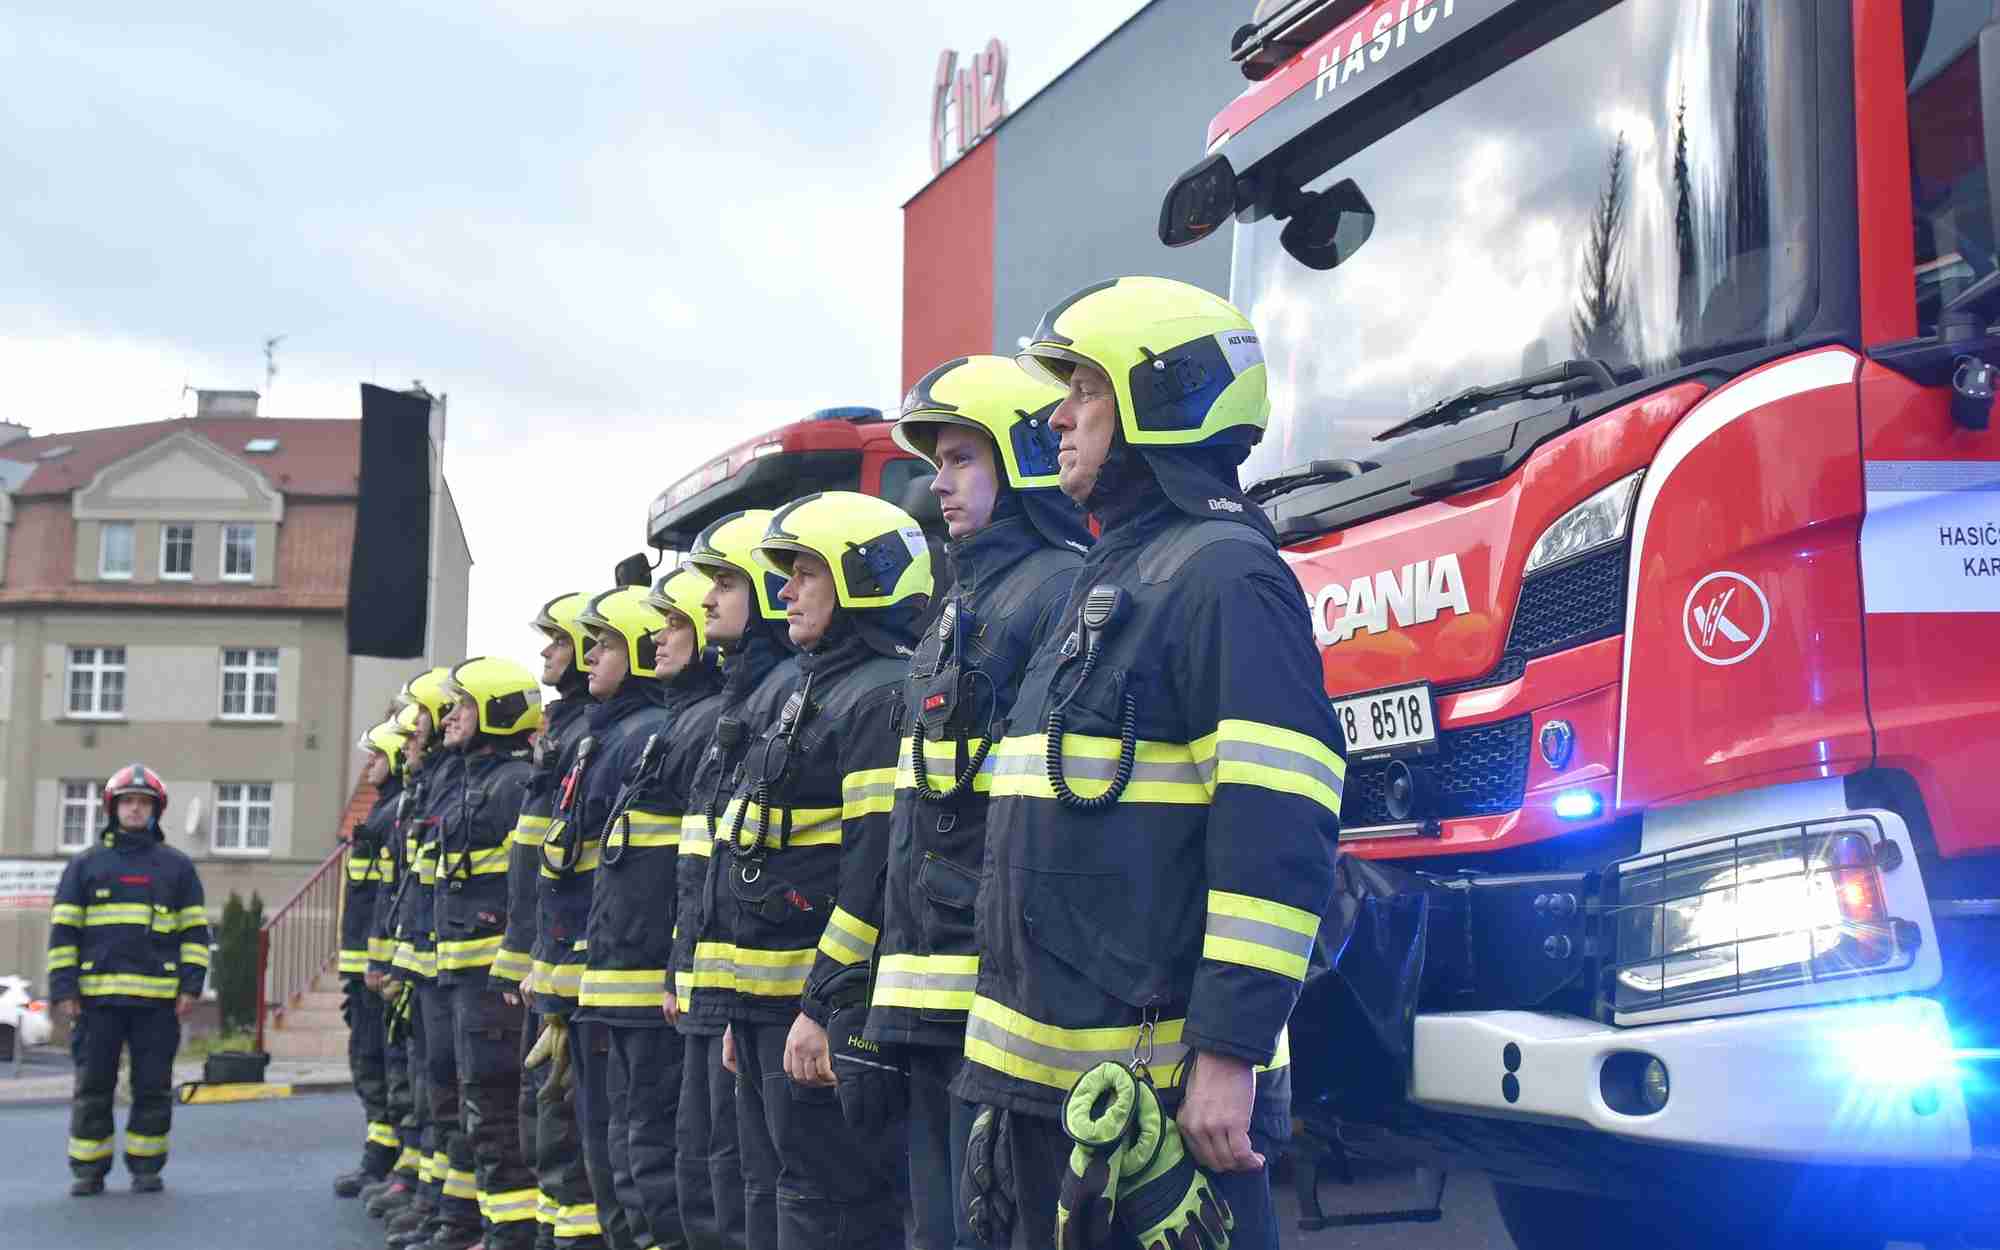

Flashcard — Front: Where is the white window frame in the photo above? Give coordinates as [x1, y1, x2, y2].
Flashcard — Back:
[212, 782, 274, 856]
[159, 523, 195, 580]
[65, 646, 126, 719]
[58, 780, 98, 853]
[98, 522, 134, 580]
[218, 647, 280, 720]
[221, 523, 256, 581]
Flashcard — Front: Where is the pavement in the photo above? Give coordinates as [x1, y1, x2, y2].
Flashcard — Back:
[0, 1041, 352, 1105]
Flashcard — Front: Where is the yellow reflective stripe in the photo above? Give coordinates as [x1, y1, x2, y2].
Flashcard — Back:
[672, 970, 693, 1011]
[533, 959, 584, 998]
[457, 844, 512, 875]
[613, 809, 681, 849]
[176, 905, 210, 929]
[180, 943, 212, 967]
[553, 1202, 603, 1238]
[989, 734, 1212, 805]
[486, 1187, 539, 1223]
[82, 903, 155, 926]
[420, 1153, 442, 1184]
[78, 973, 178, 999]
[47, 945, 79, 970]
[1203, 890, 1319, 981]
[68, 1137, 113, 1162]
[368, 937, 396, 961]
[1192, 718, 1345, 817]
[514, 815, 551, 848]
[368, 1121, 400, 1149]
[963, 996, 1289, 1092]
[578, 968, 667, 1008]
[436, 935, 504, 971]
[895, 736, 994, 793]
[872, 952, 977, 1011]
[339, 951, 370, 973]
[841, 767, 897, 820]
[540, 838, 601, 877]
[396, 1147, 421, 1173]
[679, 814, 714, 857]
[443, 1168, 478, 1199]
[718, 800, 842, 850]
[51, 903, 84, 926]
[536, 1190, 557, 1226]
[815, 907, 878, 967]
[688, 942, 814, 996]
[125, 1132, 169, 1157]
[491, 948, 533, 982]
[392, 942, 424, 973]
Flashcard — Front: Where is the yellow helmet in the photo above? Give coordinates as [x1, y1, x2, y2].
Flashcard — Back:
[575, 587, 669, 679]
[1017, 276, 1269, 450]
[398, 666, 456, 729]
[394, 702, 424, 736]
[646, 565, 714, 655]
[894, 356, 1066, 489]
[753, 491, 934, 611]
[686, 510, 788, 622]
[357, 719, 412, 775]
[532, 591, 594, 676]
[443, 656, 544, 737]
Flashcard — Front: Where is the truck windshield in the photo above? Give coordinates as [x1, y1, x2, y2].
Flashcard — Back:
[1233, 0, 1818, 484]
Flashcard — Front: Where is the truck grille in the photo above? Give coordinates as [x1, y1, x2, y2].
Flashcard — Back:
[1340, 715, 1533, 831]
[1437, 546, 1627, 695]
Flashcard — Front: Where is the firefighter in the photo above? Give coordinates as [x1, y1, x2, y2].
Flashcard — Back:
[435, 656, 545, 1250]
[704, 491, 932, 1250]
[573, 574, 721, 1249]
[47, 764, 210, 1196]
[533, 590, 639, 1250]
[869, 356, 1089, 1249]
[389, 666, 474, 1250]
[954, 277, 1344, 1250]
[500, 592, 601, 1250]
[341, 717, 416, 1198]
[669, 511, 801, 1250]
[366, 701, 434, 1225]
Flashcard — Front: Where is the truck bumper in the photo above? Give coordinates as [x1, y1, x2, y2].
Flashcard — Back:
[1410, 996, 1972, 1165]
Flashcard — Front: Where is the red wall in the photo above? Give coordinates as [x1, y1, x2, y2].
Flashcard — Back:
[901, 137, 997, 391]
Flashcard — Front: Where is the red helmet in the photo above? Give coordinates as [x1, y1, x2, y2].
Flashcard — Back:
[103, 764, 168, 820]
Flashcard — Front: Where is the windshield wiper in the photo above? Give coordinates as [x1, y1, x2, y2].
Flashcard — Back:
[1245, 457, 1378, 505]
[1372, 358, 1617, 443]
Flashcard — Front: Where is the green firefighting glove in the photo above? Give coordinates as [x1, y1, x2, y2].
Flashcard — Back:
[1115, 1080, 1233, 1250]
[961, 1104, 1017, 1248]
[383, 982, 413, 1044]
[1057, 1062, 1151, 1250]
[526, 1016, 572, 1102]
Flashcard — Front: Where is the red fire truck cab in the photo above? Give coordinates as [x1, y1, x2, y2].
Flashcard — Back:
[1161, 1, 2000, 1245]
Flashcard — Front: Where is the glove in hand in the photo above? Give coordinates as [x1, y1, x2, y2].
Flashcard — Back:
[525, 1016, 572, 1102]
[828, 999, 906, 1137]
[384, 983, 413, 1044]
[962, 1104, 1017, 1248]
[1057, 1062, 1153, 1250]
[1117, 1081, 1233, 1250]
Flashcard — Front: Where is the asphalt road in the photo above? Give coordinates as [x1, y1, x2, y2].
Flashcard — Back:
[0, 1089, 1515, 1249]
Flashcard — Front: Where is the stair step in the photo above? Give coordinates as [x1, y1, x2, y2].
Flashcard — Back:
[296, 990, 345, 1012]
[275, 1006, 345, 1033]
[264, 1028, 350, 1061]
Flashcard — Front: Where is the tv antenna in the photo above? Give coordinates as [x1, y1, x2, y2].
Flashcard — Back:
[263, 334, 288, 393]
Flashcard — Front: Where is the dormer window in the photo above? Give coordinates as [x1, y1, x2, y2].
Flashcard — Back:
[98, 522, 134, 580]
[161, 524, 194, 579]
[222, 524, 256, 581]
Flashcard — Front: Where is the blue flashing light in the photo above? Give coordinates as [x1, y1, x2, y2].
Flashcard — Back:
[1554, 789, 1601, 820]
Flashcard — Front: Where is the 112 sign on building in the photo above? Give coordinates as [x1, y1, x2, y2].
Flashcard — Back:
[932, 39, 1008, 174]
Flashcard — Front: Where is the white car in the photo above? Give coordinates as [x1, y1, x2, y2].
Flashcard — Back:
[0, 974, 54, 1047]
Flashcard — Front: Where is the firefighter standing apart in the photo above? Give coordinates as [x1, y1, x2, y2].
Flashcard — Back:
[955, 277, 1345, 1250]
[870, 356, 1090, 1250]
[341, 717, 416, 1198]
[48, 764, 210, 1196]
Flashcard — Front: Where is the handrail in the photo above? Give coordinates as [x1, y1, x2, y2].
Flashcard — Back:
[254, 841, 350, 1052]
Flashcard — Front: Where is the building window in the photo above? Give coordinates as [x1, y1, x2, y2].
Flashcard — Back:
[58, 780, 98, 852]
[213, 783, 273, 854]
[222, 524, 256, 580]
[160, 524, 195, 579]
[219, 647, 280, 719]
[66, 646, 126, 718]
[98, 522, 134, 580]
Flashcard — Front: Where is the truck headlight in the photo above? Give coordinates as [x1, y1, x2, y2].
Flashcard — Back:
[1608, 824, 1911, 1013]
[1523, 470, 1643, 575]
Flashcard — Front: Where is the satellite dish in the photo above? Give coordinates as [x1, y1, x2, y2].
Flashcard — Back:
[182, 797, 203, 837]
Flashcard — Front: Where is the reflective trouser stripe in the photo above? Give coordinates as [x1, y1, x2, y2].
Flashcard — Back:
[485, 1187, 539, 1223]
[125, 1132, 168, 1158]
[443, 1168, 478, 1199]
[68, 1137, 113, 1163]
[963, 995, 1290, 1092]
[537, 1190, 558, 1227]
[578, 968, 667, 1007]
[872, 953, 978, 1011]
[368, 1121, 400, 1149]
[396, 1147, 421, 1173]
[553, 1202, 603, 1238]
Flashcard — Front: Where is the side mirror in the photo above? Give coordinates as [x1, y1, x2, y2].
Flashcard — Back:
[1280, 179, 1376, 272]
[1159, 154, 1241, 248]
[613, 552, 653, 588]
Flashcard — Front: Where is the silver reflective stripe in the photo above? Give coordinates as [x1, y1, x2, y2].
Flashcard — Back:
[875, 967, 979, 995]
[818, 924, 872, 962]
[1210, 738, 1345, 800]
[1205, 913, 1316, 963]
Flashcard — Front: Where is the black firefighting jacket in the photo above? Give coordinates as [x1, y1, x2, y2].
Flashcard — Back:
[341, 775, 403, 979]
[953, 501, 1344, 1133]
[672, 632, 797, 1036]
[531, 696, 615, 1016]
[390, 749, 465, 983]
[867, 516, 1081, 1050]
[493, 692, 590, 994]
[367, 773, 417, 980]
[48, 824, 210, 1008]
[696, 627, 906, 1028]
[434, 744, 533, 988]
[577, 663, 724, 1026]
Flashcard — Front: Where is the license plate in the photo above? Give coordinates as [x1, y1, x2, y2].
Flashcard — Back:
[1330, 682, 1438, 762]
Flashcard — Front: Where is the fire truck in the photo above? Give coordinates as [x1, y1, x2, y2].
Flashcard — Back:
[645, 405, 930, 551]
[1158, 1, 2000, 1245]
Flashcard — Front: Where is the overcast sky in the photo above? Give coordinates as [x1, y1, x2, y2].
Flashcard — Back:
[0, 0, 1150, 668]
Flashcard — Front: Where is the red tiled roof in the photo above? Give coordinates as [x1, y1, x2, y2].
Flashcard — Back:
[337, 778, 380, 842]
[3, 417, 361, 500]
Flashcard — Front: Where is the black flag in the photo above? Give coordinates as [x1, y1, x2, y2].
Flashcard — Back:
[347, 384, 433, 658]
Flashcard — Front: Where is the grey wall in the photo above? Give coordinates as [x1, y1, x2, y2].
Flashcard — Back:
[990, 0, 1246, 349]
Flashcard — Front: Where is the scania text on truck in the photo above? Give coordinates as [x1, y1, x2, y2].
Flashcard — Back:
[1159, 1, 2000, 1246]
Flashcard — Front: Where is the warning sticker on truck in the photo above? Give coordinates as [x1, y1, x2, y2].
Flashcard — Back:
[1860, 460, 2000, 612]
